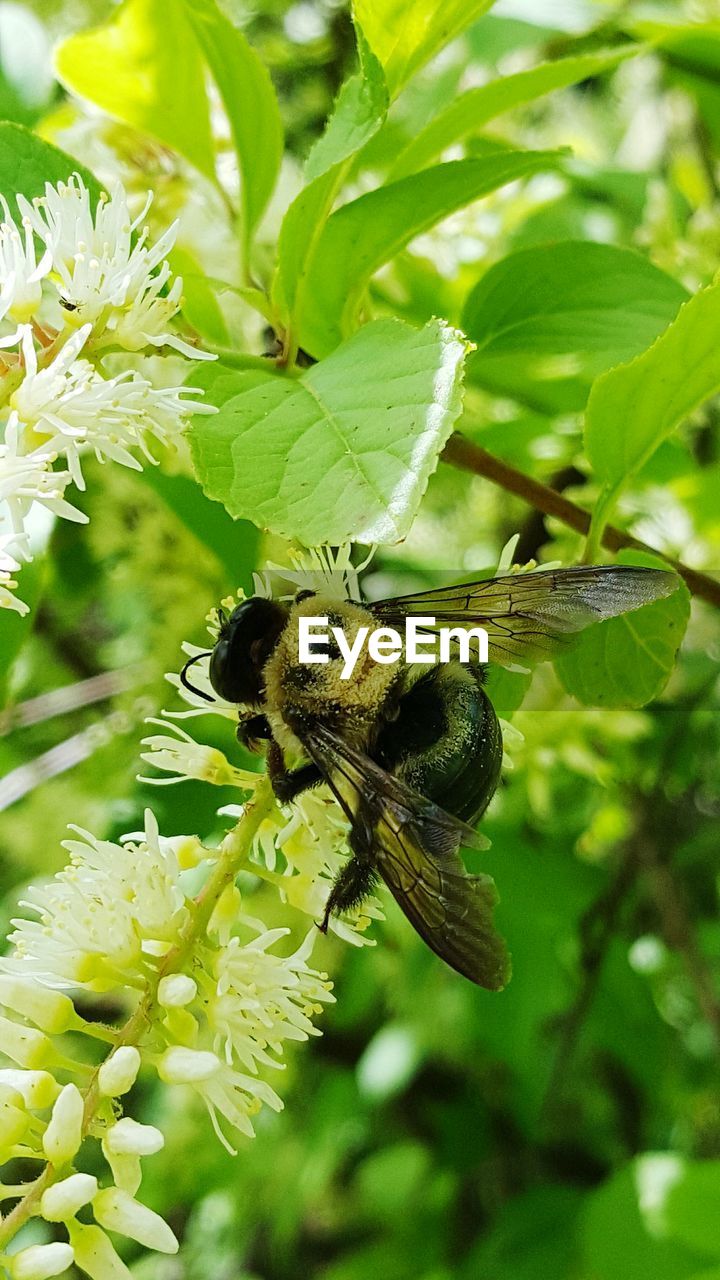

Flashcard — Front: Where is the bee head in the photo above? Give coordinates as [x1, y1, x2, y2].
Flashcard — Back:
[208, 597, 288, 704]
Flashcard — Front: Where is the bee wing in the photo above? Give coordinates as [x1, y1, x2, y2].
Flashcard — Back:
[302, 722, 510, 990]
[368, 565, 679, 666]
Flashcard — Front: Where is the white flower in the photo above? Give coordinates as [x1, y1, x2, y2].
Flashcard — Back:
[40, 1172, 98, 1222]
[11, 326, 206, 489]
[0, 195, 51, 326]
[8, 1242, 74, 1280]
[97, 1046, 141, 1098]
[265, 543, 376, 601]
[104, 1117, 164, 1156]
[42, 1082, 84, 1165]
[0, 1069, 59, 1109]
[139, 718, 259, 787]
[93, 1187, 179, 1254]
[0, 412, 85, 543]
[18, 175, 209, 357]
[209, 926, 334, 1073]
[6, 810, 189, 990]
[0, 534, 28, 614]
[164, 641, 237, 719]
[67, 1221, 135, 1280]
[157, 973, 197, 1007]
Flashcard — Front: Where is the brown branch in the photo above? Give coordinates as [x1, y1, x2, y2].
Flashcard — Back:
[442, 435, 720, 610]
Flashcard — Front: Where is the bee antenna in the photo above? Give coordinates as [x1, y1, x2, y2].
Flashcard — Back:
[179, 651, 215, 702]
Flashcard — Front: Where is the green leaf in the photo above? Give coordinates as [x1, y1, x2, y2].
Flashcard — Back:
[583, 1163, 711, 1280]
[300, 149, 563, 358]
[586, 276, 720, 495]
[169, 247, 230, 346]
[555, 553, 688, 709]
[391, 46, 633, 179]
[657, 1158, 720, 1259]
[55, 0, 215, 181]
[483, 665, 531, 720]
[305, 25, 388, 184]
[463, 240, 688, 405]
[142, 470, 259, 579]
[354, 0, 494, 96]
[0, 122, 102, 212]
[275, 24, 388, 332]
[181, 0, 283, 236]
[189, 317, 468, 545]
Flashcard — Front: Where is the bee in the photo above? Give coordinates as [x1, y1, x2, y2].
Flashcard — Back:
[181, 565, 677, 989]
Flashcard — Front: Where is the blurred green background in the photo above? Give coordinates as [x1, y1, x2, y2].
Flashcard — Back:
[2, 0, 720, 1276]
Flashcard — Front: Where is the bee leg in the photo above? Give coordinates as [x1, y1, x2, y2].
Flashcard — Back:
[266, 739, 322, 803]
[237, 715, 271, 754]
[319, 856, 379, 932]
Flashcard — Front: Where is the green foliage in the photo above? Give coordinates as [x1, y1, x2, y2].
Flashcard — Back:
[190, 318, 467, 543]
[0, 121, 101, 207]
[55, 0, 216, 180]
[303, 24, 388, 183]
[586, 275, 720, 539]
[355, 0, 494, 95]
[181, 0, 283, 238]
[275, 23, 388, 333]
[391, 45, 634, 179]
[463, 240, 688, 407]
[556, 555, 690, 708]
[3, 0, 720, 1276]
[299, 149, 564, 356]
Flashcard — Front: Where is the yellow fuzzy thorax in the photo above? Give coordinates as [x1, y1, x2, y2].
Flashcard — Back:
[262, 593, 401, 756]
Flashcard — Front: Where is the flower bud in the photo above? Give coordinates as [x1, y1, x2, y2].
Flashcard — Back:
[67, 1222, 132, 1280]
[9, 1242, 74, 1280]
[42, 1083, 83, 1165]
[0, 1088, 28, 1149]
[157, 1046, 221, 1084]
[97, 1046, 141, 1098]
[93, 1187, 178, 1254]
[209, 883, 241, 942]
[104, 1117, 164, 1156]
[0, 976, 76, 1034]
[41, 1172, 98, 1221]
[0, 1016, 52, 1069]
[164, 833, 205, 869]
[101, 1147, 141, 1197]
[0, 1069, 60, 1109]
[157, 974, 197, 1008]
[161, 1007, 198, 1044]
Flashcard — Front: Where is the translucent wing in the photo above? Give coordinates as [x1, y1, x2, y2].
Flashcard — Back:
[302, 722, 510, 990]
[368, 565, 678, 666]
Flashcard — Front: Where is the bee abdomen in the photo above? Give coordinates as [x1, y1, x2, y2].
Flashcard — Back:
[376, 663, 502, 826]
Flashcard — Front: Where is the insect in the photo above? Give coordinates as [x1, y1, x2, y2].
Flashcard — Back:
[181, 565, 677, 989]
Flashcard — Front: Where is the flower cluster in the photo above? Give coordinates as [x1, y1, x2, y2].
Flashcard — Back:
[0, 795, 333, 1276]
[0, 176, 214, 615]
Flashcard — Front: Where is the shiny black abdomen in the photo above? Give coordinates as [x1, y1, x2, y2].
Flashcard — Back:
[374, 662, 502, 826]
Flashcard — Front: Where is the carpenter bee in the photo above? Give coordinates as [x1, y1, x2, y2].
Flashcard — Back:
[181, 565, 677, 988]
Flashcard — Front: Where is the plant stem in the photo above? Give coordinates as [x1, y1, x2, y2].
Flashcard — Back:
[442, 434, 720, 610]
[0, 778, 275, 1251]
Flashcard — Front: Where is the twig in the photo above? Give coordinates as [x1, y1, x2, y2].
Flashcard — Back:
[442, 435, 720, 610]
[0, 665, 149, 737]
